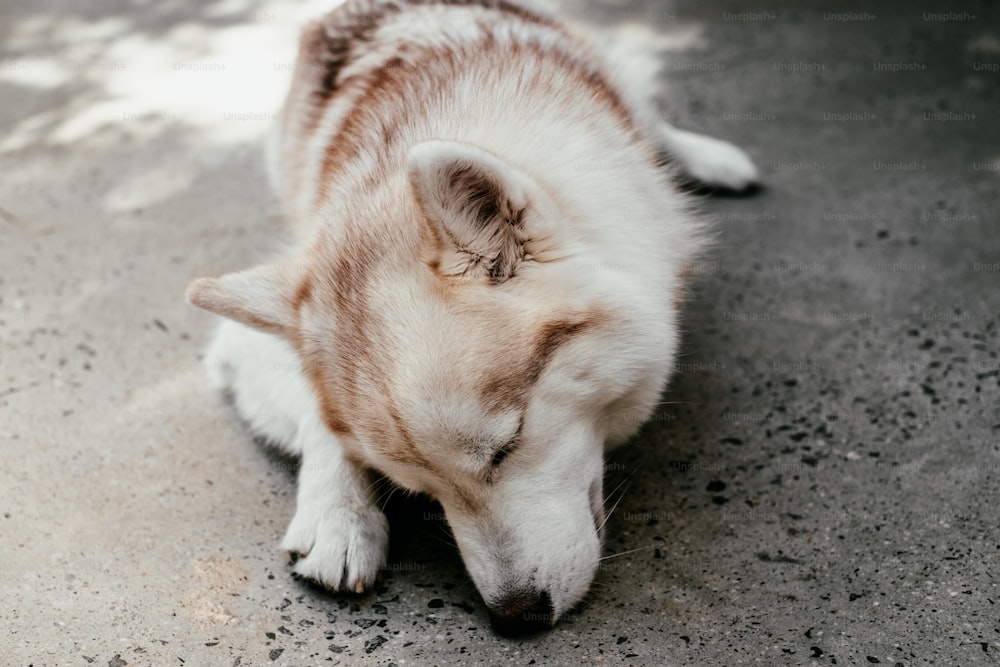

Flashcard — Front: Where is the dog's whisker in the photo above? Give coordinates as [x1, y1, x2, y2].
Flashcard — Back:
[368, 478, 398, 509]
[599, 450, 656, 532]
[426, 527, 459, 550]
[366, 477, 393, 498]
[599, 545, 659, 561]
[454, 575, 478, 598]
[598, 491, 627, 533]
[603, 458, 641, 501]
[376, 487, 399, 512]
[606, 399, 692, 417]
[599, 450, 649, 527]
[611, 398, 687, 410]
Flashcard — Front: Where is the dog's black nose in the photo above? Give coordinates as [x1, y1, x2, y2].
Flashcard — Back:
[487, 589, 554, 636]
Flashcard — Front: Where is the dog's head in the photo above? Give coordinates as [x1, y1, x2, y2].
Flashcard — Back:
[189, 140, 683, 635]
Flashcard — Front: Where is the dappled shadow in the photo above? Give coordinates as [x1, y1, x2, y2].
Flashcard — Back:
[0, 0, 337, 188]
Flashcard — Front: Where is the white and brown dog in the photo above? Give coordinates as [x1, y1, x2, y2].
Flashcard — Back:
[187, 0, 757, 636]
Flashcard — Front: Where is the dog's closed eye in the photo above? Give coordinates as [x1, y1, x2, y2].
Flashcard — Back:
[485, 441, 515, 484]
[490, 443, 512, 468]
[485, 417, 523, 480]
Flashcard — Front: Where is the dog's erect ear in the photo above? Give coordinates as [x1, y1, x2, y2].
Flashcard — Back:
[408, 140, 537, 283]
[186, 261, 303, 335]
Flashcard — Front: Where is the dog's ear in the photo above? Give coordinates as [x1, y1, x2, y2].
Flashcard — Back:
[186, 261, 303, 335]
[408, 140, 537, 283]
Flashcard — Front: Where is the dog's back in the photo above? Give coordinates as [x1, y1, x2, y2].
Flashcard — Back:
[275, 0, 699, 278]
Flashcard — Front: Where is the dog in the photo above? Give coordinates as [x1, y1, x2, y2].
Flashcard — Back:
[187, 0, 758, 636]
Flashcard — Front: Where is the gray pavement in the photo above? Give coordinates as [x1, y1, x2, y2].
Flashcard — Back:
[2, 0, 998, 665]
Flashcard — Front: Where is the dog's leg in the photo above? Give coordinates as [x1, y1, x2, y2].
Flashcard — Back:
[205, 320, 389, 592]
[658, 122, 760, 191]
[205, 319, 309, 453]
[280, 412, 389, 593]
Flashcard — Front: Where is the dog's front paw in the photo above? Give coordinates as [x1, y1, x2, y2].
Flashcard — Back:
[281, 502, 389, 594]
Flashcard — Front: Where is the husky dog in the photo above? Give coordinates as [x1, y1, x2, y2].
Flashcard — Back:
[188, 0, 757, 636]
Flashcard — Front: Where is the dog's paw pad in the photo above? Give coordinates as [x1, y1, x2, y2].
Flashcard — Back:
[284, 506, 389, 593]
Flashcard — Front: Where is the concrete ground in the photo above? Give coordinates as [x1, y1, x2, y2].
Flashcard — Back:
[2, 0, 998, 664]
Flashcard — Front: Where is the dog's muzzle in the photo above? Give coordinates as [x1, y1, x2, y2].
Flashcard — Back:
[487, 588, 554, 636]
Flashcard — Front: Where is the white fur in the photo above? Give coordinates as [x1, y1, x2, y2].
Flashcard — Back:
[206, 320, 388, 593]
[192, 0, 760, 631]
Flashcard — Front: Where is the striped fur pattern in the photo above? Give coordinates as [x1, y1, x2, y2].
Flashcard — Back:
[189, 0, 758, 635]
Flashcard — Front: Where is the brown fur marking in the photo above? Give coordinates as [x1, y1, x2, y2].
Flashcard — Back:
[303, 0, 554, 109]
[314, 4, 634, 190]
[481, 312, 603, 411]
[302, 359, 354, 437]
[382, 385, 433, 468]
[292, 273, 314, 314]
[522, 40, 636, 134]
